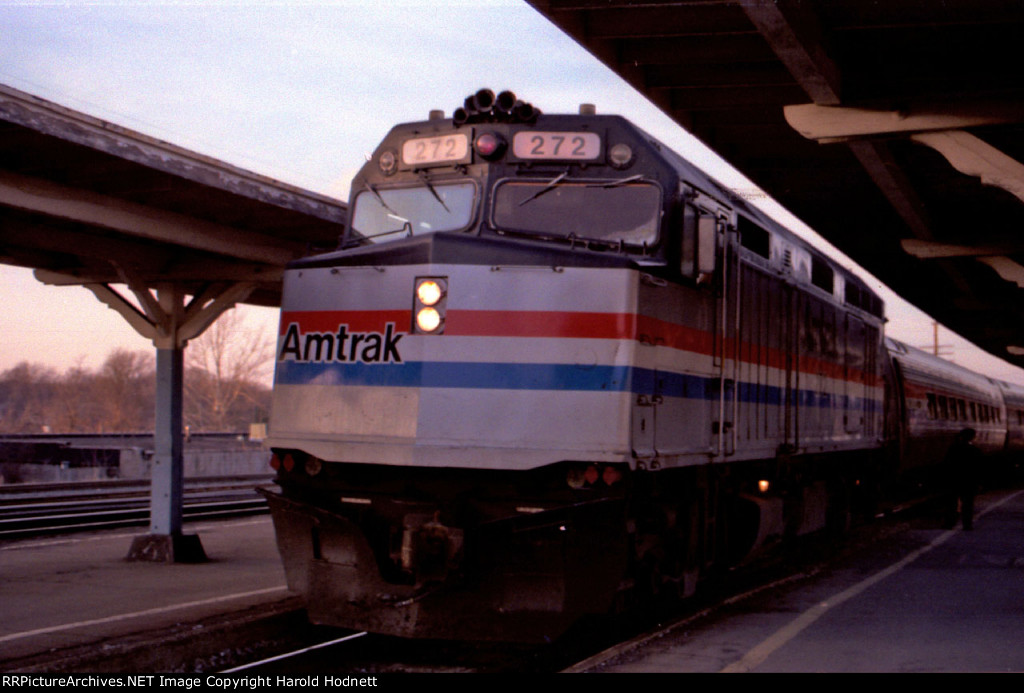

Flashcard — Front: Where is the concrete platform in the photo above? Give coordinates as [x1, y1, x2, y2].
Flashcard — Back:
[576, 485, 1024, 674]
[0, 515, 297, 671]
[4, 487, 1023, 673]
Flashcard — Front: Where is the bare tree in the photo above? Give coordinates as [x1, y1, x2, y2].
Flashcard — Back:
[94, 349, 155, 432]
[0, 362, 59, 432]
[185, 307, 274, 431]
[49, 359, 100, 432]
[0, 308, 273, 435]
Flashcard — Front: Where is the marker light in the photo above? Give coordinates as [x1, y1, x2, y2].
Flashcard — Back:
[416, 279, 445, 306]
[602, 465, 623, 486]
[567, 467, 587, 489]
[416, 307, 443, 333]
[304, 457, 323, 476]
[609, 143, 634, 169]
[378, 148, 398, 176]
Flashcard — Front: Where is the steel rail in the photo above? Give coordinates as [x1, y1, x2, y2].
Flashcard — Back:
[0, 476, 274, 538]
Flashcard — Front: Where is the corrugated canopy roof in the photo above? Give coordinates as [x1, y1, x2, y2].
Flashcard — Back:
[529, 0, 1024, 369]
[0, 82, 347, 308]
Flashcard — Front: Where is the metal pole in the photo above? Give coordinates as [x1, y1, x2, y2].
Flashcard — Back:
[151, 346, 184, 535]
[126, 325, 205, 562]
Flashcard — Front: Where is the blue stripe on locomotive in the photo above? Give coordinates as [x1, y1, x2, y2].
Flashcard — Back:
[275, 360, 879, 412]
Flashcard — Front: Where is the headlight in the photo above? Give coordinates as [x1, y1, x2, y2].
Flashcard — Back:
[415, 307, 443, 333]
[416, 279, 445, 306]
[413, 277, 448, 334]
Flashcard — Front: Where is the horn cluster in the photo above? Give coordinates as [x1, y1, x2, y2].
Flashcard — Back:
[453, 89, 540, 125]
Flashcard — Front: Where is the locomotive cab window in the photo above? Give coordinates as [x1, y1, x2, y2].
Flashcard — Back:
[351, 181, 477, 241]
[680, 205, 718, 278]
[492, 179, 661, 248]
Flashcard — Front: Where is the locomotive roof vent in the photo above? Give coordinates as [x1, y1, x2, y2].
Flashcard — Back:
[579, 103, 596, 115]
[453, 88, 540, 126]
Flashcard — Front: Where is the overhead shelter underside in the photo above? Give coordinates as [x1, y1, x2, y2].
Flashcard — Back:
[528, 0, 1024, 370]
[0, 82, 347, 557]
[0, 82, 346, 318]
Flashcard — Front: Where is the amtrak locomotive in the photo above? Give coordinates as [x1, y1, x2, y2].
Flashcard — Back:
[260, 90, 1024, 641]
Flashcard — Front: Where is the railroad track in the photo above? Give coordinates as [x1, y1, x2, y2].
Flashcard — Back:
[3, 486, 959, 674]
[0, 476, 273, 539]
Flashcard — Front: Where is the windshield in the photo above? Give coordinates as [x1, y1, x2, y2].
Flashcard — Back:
[493, 179, 661, 247]
[350, 181, 476, 241]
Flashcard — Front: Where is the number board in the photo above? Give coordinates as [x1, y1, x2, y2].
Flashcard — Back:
[401, 133, 471, 167]
[511, 131, 602, 161]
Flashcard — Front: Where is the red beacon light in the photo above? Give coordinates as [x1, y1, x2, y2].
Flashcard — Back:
[474, 132, 506, 160]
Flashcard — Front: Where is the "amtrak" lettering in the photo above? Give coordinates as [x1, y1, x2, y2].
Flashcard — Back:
[278, 323, 404, 364]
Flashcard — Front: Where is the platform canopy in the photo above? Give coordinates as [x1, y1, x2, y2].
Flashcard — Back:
[528, 0, 1024, 370]
[0, 82, 345, 318]
[0, 82, 347, 559]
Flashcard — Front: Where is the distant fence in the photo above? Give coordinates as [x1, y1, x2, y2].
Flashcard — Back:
[0, 432, 270, 484]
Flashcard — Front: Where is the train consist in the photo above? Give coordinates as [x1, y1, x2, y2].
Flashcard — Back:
[260, 90, 1024, 642]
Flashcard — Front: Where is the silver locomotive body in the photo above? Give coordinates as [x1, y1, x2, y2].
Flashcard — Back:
[262, 91, 896, 641]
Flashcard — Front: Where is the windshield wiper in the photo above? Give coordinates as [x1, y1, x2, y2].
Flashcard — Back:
[365, 182, 399, 217]
[417, 171, 451, 213]
[518, 171, 568, 207]
[588, 174, 645, 188]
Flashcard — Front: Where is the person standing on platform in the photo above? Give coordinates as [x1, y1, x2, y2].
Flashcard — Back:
[943, 427, 983, 530]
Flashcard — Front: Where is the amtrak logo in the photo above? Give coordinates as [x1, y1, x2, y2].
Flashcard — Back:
[278, 323, 404, 364]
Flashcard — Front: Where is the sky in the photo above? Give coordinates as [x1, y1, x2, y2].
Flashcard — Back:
[2, 0, 1024, 386]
